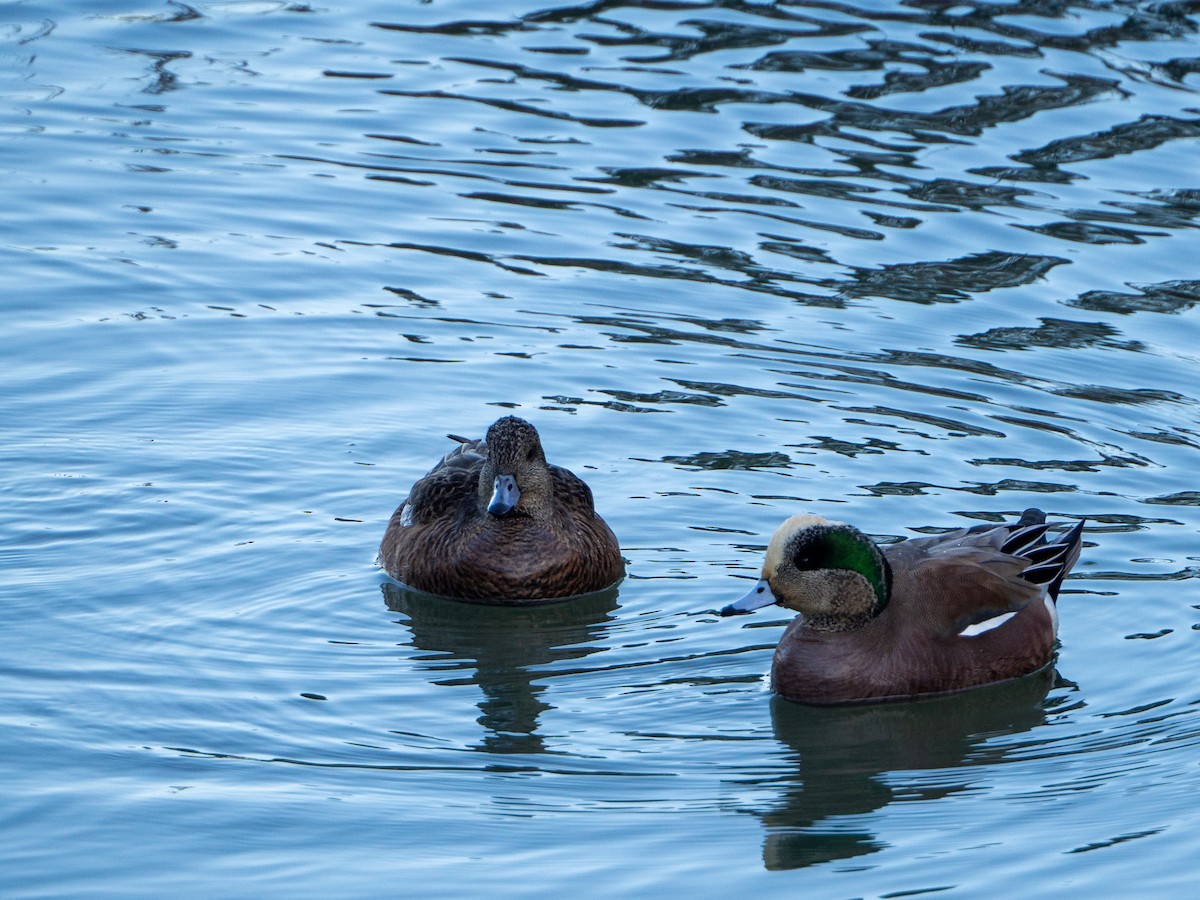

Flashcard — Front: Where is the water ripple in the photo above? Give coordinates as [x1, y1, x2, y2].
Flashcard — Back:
[6, 0, 1200, 894]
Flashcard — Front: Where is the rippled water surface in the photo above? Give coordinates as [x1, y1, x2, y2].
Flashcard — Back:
[4, 0, 1200, 895]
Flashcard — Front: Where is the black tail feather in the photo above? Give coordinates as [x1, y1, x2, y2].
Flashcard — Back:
[1002, 522, 1051, 556]
[1012, 517, 1084, 601]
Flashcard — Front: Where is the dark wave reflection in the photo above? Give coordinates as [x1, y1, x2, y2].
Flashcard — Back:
[302, 0, 1200, 343]
[7, 0, 1200, 893]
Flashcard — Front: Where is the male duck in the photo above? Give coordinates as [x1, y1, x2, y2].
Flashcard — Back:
[379, 416, 624, 603]
[721, 509, 1085, 705]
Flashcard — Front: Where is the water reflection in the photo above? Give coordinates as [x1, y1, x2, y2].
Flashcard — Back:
[754, 670, 1054, 870]
[383, 583, 618, 754]
[836, 251, 1069, 304]
[6, 0, 1200, 892]
[1070, 277, 1200, 315]
[353, 0, 1200, 300]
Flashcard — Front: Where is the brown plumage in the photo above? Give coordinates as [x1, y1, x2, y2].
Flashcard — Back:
[721, 509, 1085, 705]
[378, 416, 624, 603]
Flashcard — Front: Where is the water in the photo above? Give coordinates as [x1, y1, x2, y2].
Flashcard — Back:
[3, 0, 1199, 895]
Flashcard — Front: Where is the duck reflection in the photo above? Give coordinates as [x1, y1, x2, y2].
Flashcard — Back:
[382, 582, 618, 754]
[756, 669, 1055, 870]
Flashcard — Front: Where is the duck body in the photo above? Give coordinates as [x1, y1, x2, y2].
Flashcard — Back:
[722, 509, 1085, 705]
[379, 417, 624, 603]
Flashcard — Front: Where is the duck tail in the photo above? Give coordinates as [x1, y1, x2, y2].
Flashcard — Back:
[1019, 519, 1085, 602]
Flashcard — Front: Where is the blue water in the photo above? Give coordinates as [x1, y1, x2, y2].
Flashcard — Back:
[3, 0, 1200, 896]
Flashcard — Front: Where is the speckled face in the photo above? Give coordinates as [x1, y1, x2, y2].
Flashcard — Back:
[480, 416, 553, 519]
[485, 416, 545, 473]
[760, 514, 889, 631]
[763, 515, 838, 581]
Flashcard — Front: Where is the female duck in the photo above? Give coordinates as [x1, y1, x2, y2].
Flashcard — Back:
[379, 416, 624, 603]
[721, 509, 1084, 704]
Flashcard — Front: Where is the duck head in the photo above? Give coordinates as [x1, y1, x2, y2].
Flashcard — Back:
[721, 514, 892, 631]
[479, 416, 553, 520]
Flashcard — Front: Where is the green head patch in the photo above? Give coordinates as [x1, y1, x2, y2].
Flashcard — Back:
[791, 523, 891, 611]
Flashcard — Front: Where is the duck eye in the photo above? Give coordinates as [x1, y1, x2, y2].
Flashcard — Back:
[793, 547, 825, 570]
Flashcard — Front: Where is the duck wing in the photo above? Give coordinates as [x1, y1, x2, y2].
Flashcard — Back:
[427, 434, 486, 475]
[401, 434, 485, 526]
[885, 510, 1084, 638]
[549, 463, 599, 516]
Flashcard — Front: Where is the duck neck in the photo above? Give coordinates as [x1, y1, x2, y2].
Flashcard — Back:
[803, 606, 878, 633]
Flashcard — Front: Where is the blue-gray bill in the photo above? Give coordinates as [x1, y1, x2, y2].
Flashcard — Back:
[487, 474, 520, 516]
[719, 578, 777, 616]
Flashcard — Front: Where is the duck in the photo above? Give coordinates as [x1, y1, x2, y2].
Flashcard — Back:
[720, 508, 1085, 705]
[378, 416, 624, 603]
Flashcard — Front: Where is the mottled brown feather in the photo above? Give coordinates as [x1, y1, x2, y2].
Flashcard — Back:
[379, 418, 624, 603]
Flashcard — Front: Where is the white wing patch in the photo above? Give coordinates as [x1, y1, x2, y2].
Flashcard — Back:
[400, 503, 414, 527]
[1044, 596, 1059, 636]
[959, 611, 1017, 637]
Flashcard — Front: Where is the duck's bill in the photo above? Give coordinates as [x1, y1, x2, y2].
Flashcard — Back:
[487, 474, 520, 516]
[719, 578, 777, 616]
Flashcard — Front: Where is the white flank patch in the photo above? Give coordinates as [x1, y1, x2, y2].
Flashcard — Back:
[1045, 596, 1059, 636]
[959, 611, 1017, 637]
